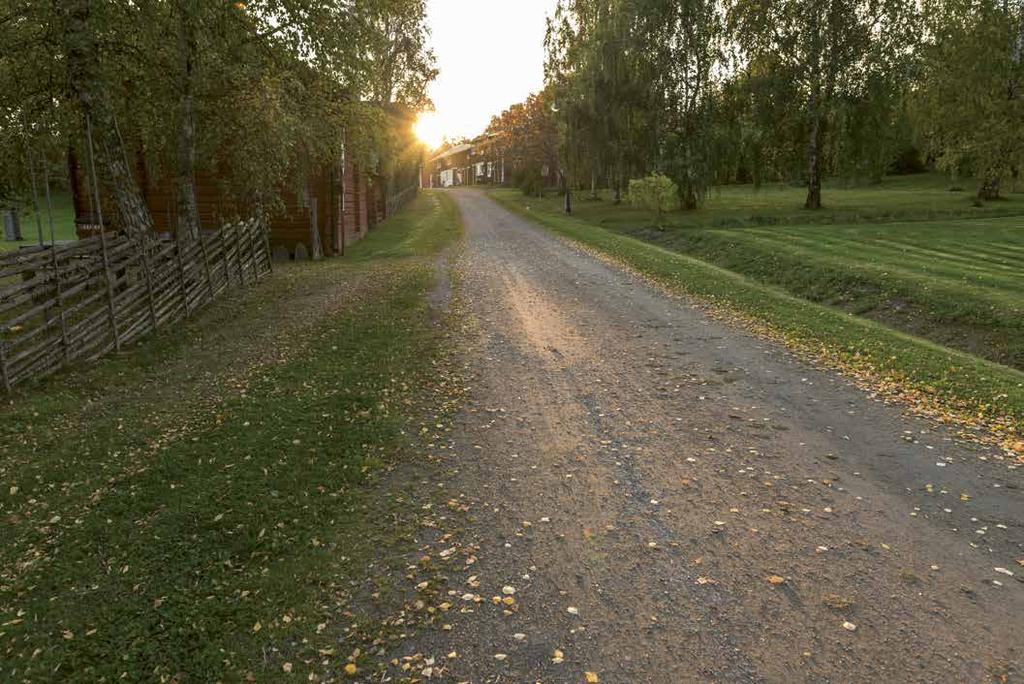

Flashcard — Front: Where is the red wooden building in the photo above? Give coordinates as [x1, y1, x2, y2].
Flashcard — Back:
[69, 148, 387, 260]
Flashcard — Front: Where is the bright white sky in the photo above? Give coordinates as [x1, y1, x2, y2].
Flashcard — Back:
[415, 0, 559, 148]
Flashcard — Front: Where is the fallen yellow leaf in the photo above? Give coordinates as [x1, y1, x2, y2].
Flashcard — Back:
[344, 663, 357, 675]
[585, 672, 600, 683]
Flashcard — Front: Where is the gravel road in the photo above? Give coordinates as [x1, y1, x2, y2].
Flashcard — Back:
[416, 189, 1023, 683]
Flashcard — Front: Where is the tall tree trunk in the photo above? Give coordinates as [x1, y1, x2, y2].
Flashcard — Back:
[590, 171, 598, 200]
[682, 186, 698, 211]
[977, 176, 1001, 201]
[63, 0, 154, 238]
[175, 0, 200, 241]
[805, 104, 822, 209]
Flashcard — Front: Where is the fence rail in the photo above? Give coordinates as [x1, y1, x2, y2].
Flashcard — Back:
[0, 219, 271, 392]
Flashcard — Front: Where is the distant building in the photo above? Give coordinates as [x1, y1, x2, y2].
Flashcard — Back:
[423, 133, 506, 188]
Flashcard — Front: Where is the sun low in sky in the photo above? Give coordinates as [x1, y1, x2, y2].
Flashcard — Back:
[413, 112, 448, 150]
[414, 0, 558, 150]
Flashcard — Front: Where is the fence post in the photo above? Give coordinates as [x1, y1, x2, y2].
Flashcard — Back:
[84, 115, 121, 352]
[234, 223, 245, 285]
[175, 237, 190, 318]
[49, 246, 71, 364]
[220, 226, 233, 288]
[198, 233, 215, 302]
[260, 218, 272, 275]
[0, 338, 10, 394]
[245, 220, 258, 282]
[137, 238, 158, 330]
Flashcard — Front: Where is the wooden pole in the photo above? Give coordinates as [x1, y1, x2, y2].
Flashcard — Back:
[220, 224, 233, 288]
[340, 169, 346, 257]
[42, 154, 57, 245]
[234, 223, 244, 285]
[328, 166, 337, 254]
[175, 234, 190, 317]
[138, 237, 158, 329]
[43, 163, 72, 364]
[339, 134, 346, 257]
[22, 121, 45, 246]
[48, 244, 71, 365]
[260, 217, 272, 275]
[0, 338, 10, 394]
[198, 232, 215, 300]
[85, 114, 121, 352]
[245, 219, 258, 281]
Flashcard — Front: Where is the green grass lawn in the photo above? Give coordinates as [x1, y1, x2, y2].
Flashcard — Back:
[0, 191, 463, 681]
[549, 173, 1024, 230]
[1, 191, 77, 251]
[489, 184, 1024, 441]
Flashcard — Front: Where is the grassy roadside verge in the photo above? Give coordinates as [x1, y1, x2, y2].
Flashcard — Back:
[623, 219, 1024, 371]
[488, 189, 1024, 453]
[0, 191, 463, 681]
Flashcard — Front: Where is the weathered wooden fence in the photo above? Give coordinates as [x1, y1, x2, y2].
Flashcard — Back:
[0, 219, 271, 392]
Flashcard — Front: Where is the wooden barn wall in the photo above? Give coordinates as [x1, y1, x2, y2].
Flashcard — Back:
[357, 169, 369, 235]
[70, 155, 233, 237]
[266, 185, 314, 254]
[68, 146, 382, 258]
[340, 156, 361, 248]
[264, 162, 376, 258]
[144, 171, 225, 235]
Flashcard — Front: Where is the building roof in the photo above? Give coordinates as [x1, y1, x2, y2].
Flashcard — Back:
[429, 143, 473, 163]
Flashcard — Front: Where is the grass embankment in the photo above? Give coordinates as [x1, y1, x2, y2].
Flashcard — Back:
[489, 185, 1024, 446]
[627, 218, 1024, 371]
[0, 191, 462, 681]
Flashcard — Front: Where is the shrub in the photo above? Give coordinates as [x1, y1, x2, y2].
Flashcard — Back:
[628, 173, 678, 228]
[514, 167, 545, 197]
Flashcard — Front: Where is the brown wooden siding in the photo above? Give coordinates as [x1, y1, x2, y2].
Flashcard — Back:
[69, 149, 379, 259]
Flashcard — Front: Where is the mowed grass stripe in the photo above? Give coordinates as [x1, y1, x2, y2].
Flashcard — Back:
[807, 228, 1024, 275]
[860, 239, 1023, 276]
[734, 226, 1024, 292]
[720, 229, 1024, 306]
[740, 224, 1024, 282]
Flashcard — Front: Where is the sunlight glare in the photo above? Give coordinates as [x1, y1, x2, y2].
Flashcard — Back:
[414, 112, 447, 151]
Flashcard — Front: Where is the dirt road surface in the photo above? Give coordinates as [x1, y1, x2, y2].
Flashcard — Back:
[412, 189, 1023, 683]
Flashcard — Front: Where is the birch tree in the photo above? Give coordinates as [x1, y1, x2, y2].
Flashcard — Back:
[728, 0, 916, 208]
[914, 0, 1024, 199]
